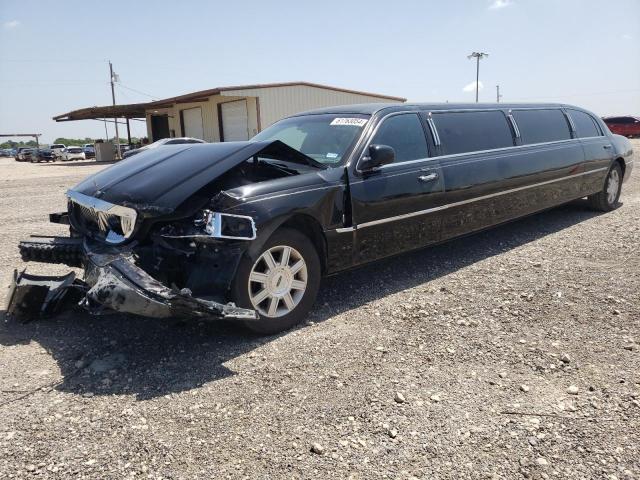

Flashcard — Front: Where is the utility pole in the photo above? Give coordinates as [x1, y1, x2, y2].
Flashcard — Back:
[109, 61, 121, 159]
[496, 84, 502, 103]
[467, 52, 489, 103]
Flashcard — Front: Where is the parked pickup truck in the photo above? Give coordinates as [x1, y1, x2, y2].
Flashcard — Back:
[11, 103, 634, 334]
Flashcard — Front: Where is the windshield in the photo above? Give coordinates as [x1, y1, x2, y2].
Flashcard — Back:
[68, 147, 82, 153]
[51, 144, 64, 149]
[252, 114, 369, 165]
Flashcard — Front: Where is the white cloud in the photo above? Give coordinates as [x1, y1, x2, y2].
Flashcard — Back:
[489, 0, 513, 10]
[3, 20, 20, 28]
[622, 34, 632, 40]
[463, 81, 484, 93]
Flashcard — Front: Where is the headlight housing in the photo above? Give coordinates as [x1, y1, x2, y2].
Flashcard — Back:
[199, 211, 257, 240]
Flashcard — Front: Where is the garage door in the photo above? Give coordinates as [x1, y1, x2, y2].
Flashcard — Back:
[220, 100, 249, 141]
[181, 107, 204, 140]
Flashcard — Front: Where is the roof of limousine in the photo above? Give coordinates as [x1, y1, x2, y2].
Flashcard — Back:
[295, 102, 574, 116]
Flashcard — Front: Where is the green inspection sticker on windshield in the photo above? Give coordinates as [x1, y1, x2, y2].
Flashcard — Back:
[330, 118, 368, 127]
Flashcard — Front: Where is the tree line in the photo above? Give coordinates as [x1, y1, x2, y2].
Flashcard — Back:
[1, 137, 142, 149]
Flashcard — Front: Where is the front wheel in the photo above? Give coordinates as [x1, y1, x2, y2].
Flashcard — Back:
[230, 228, 321, 335]
[587, 163, 622, 212]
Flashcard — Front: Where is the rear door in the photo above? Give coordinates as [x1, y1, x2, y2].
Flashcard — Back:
[348, 112, 445, 264]
[428, 109, 522, 240]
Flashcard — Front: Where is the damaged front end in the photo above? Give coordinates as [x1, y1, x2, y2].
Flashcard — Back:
[8, 139, 325, 324]
[10, 233, 258, 323]
[8, 140, 318, 323]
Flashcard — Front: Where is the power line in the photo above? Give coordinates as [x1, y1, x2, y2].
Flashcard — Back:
[116, 83, 159, 100]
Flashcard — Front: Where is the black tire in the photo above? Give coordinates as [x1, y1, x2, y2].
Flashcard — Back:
[230, 228, 321, 335]
[587, 163, 623, 212]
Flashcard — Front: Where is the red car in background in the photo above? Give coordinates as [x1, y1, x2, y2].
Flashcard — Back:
[602, 116, 640, 138]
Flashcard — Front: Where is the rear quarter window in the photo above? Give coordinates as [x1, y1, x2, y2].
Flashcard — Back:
[569, 110, 601, 138]
[512, 109, 571, 144]
[432, 110, 514, 155]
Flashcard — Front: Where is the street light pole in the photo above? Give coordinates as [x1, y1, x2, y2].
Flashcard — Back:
[467, 52, 489, 103]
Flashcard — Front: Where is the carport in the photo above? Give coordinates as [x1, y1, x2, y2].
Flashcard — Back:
[52, 103, 148, 146]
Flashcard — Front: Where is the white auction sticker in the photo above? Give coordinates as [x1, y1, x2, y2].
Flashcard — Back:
[330, 118, 368, 127]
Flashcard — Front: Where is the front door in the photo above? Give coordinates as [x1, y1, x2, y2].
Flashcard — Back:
[348, 112, 445, 264]
[150, 115, 170, 141]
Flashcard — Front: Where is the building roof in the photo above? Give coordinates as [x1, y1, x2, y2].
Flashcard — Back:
[53, 82, 406, 122]
[145, 81, 406, 107]
[53, 103, 148, 122]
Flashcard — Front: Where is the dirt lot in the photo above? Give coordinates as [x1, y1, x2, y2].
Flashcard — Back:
[0, 147, 638, 479]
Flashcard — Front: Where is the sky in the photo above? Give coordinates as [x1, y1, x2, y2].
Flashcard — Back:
[0, 0, 639, 143]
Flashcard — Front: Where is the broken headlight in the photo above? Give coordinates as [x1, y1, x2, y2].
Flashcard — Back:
[198, 211, 257, 240]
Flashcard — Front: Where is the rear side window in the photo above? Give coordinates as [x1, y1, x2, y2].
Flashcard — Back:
[432, 111, 514, 155]
[371, 113, 428, 163]
[512, 109, 571, 144]
[569, 110, 601, 138]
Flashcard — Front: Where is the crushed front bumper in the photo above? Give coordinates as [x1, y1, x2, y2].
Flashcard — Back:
[83, 248, 257, 321]
[11, 236, 258, 322]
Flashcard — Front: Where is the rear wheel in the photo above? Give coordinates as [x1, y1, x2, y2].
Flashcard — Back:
[230, 228, 321, 335]
[587, 163, 622, 212]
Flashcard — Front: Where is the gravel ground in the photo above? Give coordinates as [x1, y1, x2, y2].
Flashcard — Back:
[0, 147, 638, 479]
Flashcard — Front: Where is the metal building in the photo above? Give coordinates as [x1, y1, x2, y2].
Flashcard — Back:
[54, 82, 405, 143]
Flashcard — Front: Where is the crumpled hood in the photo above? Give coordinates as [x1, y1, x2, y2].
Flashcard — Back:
[71, 141, 319, 215]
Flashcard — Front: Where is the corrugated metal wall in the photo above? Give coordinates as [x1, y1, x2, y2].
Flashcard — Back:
[223, 85, 402, 130]
[145, 85, 403, 141]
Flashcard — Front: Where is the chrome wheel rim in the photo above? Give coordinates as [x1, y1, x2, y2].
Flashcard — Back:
[606, 169, 620, 204]
[248, 245, 307, 318]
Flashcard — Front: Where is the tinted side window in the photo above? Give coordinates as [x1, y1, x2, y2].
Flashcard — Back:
[432, 111, 514, 155]
[512, 109, 571, 144]
[569, 110, 601, 138]
[371, 114, 428, 163]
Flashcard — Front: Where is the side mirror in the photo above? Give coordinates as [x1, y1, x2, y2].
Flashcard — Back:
[359, 144, 395, 171]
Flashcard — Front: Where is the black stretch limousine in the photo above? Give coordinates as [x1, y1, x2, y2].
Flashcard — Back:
[14, 103, 634, 334]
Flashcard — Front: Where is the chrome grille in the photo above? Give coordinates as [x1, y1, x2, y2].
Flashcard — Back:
[67, 190, 137, 244]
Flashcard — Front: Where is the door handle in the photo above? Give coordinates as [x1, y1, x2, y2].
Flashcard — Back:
[603, 145, 612, 149]
[418, 172, 439, 182]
